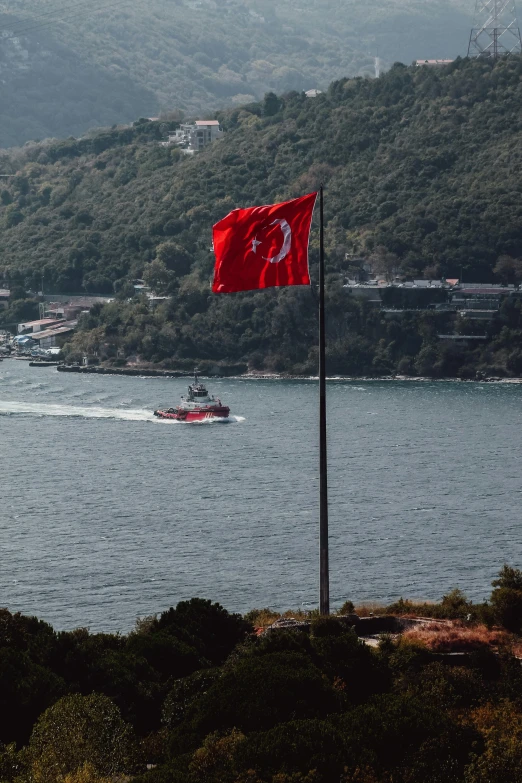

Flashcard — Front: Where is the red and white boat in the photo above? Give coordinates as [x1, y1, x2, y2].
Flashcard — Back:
[154, 371, 230, 422]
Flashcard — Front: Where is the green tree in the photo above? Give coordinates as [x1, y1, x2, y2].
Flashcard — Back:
[0, 742, 21, 783]
[490, 565, 522, 632]
[263, 92, 281, 116]
[188, 728, 246, 783]
[26, 693, 140, 783]
[143, 259, 174, 293]
[465, 702, 522, 783]
[156, 242, 191, 275]
[493, 256, 522, 285]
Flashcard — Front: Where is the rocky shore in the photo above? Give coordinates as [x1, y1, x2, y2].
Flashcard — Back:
[54, 364, 522, 383]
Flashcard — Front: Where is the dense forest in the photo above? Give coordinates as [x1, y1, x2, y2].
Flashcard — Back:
[3, 568, 522, 781]
[0, 0, 473, 147]
[1, 56, 522, 376]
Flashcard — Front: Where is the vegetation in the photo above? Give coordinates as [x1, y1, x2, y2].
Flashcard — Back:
[2, 568, 522, 781]
[0, 0, 472, 148]
[2, 56, 522, 375]
[402, 622, 509, 652]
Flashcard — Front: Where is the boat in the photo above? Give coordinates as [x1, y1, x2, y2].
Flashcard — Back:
[154, 370, 230, 422]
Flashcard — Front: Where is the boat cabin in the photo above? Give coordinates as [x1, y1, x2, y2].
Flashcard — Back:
[186, 370, 212, 403]
[187, 381, 211, 402]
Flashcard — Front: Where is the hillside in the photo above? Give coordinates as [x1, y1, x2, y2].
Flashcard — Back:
[0, 0, 473, 147]
[1, 56, 522, 376]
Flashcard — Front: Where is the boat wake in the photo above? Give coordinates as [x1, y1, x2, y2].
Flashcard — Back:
[0, 401, 155, 421]
[0, 401, 245, 424]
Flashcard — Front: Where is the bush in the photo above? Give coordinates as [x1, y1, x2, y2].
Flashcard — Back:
[181, 652, 337, 739]
[150, 598, 252, 665]
[26, 693, 140, 783]
[235, 719, 344, 781]
[402, 622, 509, 653]
[491, 566, 522, 632]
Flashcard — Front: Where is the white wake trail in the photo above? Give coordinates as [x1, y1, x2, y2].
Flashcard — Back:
[0, 401, 155, 421]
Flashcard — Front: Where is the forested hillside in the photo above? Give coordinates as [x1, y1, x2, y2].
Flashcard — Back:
[1, 56, 522, 376]
[0, 0, 473, 147]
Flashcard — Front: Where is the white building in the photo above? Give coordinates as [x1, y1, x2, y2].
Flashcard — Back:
[416, 59, 454, 68]
[161, 120, 223, 152]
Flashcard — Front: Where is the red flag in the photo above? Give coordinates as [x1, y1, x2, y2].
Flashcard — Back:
[212, 192, 317, 293]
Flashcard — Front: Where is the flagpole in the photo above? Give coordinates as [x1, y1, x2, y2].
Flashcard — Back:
[318, 185, 329, 615]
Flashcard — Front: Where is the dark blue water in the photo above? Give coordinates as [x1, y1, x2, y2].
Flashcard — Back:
[1, 361, 522, 631]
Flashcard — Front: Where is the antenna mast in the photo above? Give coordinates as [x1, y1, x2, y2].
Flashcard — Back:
[468, 0, 522, 58]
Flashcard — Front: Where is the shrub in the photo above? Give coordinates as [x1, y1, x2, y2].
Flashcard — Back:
[402, 621, 510, 653]
[235, 719, 344, 781]
[465, 701, 522, 783]
[386, 589, 473, 620]
[491, 566, 522, 632]
[339, 692, 475, 779]
[26, 693, 140, 783]
[149, 598, 252, 665]
[188, 728, 245, 783]
[183, 652, 337, 738]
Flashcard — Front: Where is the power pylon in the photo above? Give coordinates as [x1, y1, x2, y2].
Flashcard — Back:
[468, 0, 522, 58]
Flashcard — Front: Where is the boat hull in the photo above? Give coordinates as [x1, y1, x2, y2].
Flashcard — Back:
[154, 406, 230, 421]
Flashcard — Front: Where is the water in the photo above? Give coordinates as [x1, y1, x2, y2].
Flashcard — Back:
[1, 361, 522, 632]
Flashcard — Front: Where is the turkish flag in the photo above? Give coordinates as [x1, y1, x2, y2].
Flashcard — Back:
[212, 192, 317, 293]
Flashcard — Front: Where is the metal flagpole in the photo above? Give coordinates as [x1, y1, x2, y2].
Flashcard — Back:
[318, 185, 329, 615]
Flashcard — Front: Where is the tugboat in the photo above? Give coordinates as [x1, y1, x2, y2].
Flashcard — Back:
[154, 370, 230, 422]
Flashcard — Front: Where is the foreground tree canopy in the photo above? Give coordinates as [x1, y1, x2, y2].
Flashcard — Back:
[2, 56, 522, 376]
[1, 570, 522, 781]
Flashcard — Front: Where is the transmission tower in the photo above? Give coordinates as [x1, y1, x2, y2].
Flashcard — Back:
[468, 0, 522, 58]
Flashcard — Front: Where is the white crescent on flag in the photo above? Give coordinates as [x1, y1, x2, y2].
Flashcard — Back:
[212, 191, 316, 293]
[263, 219, 292, 263]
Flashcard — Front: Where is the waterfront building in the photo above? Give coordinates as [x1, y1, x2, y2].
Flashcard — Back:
[29, 322, 77, 349]
[17, 318, 62, 334]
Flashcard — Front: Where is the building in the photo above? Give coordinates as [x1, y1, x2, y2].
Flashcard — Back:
[29, 322, 77, 349]
[41, 295, 112, 306]
[305, 89, 322, 98]
[0, 289, 9, 309]
[133, 280, 151, 294]
[161, 120, 223, 152]
[45, 303, 88, 321]
[437, 334, 488, 344]
[416, 59, 454, 67]
[450, 284, 515, 312]
[401, 280, 445, 288]
[17, 318, 63, 334]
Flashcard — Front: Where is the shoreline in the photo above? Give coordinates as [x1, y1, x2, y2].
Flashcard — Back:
[52, 364, 522, 384]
